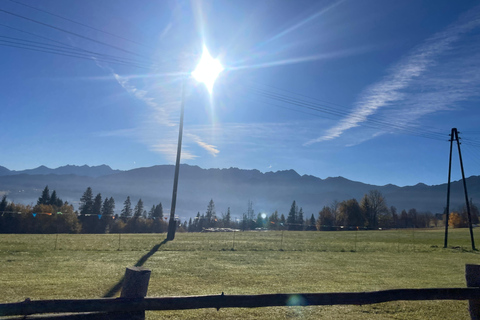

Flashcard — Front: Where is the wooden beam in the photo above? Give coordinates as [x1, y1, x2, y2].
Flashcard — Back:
[2, 288, 480, 317]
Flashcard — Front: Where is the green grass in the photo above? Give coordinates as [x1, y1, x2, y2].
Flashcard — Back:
[0, 229, 479, 319]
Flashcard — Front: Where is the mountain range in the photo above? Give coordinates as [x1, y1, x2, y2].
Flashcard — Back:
[0, 164, 478, 220]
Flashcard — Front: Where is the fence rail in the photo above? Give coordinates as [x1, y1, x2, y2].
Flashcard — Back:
[1, 288, 480, 317]
[1, 265, 480, 319]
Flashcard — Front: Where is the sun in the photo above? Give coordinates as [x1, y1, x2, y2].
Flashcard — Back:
[191, 46, 224, 94]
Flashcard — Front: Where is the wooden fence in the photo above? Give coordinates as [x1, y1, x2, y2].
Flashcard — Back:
[1, 265, 480, 319]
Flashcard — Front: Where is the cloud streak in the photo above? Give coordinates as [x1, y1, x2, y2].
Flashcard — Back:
[305, 5, 480, 145]
[113, 73, 175, 127]
[185, 133, 220, 157]
[110, 71, 223, 161]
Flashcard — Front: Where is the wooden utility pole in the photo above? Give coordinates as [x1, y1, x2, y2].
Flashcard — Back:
[167, 82, 186, 241]
[444, 128, 476, 250]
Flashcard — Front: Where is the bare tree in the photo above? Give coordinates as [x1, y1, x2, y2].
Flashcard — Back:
[368, 190, 388, 229]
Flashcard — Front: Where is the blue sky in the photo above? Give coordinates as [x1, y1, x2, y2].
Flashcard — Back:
[1, 0, 480, 187]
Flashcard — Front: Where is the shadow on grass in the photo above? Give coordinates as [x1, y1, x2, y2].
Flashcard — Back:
[103, 238, 169, 298]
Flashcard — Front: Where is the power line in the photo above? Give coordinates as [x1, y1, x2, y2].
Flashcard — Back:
[0, 35, 154, 69]
[252, 84, 447, 139]
[248, 84, 448, 142]
[0, 23, 165, 70]
[0, 8, 151, 60]
[7, 0, 154, 49]
[0, 41, 151, 69]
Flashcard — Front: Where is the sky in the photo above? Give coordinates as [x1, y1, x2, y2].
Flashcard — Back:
[1, 0, 480, 187]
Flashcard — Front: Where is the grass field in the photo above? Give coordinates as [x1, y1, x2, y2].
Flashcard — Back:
[1, 229, 479, 319]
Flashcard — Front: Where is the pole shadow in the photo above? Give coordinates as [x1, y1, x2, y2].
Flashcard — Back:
[103, 238, 169, 298]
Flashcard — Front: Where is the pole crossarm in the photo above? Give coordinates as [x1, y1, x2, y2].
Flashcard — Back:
[2, 288, 480, 317]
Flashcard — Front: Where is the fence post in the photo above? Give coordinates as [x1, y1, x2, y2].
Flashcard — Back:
[466, 264, 480, 320]
[118, 266, 151, 320]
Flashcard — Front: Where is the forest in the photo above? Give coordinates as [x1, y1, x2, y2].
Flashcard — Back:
[0, 186, 478, 234]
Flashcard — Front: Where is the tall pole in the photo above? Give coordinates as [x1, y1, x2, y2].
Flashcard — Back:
[455, 130, 476, 251]
[167, 81, 186, 241]
[444, 128, 454, 248]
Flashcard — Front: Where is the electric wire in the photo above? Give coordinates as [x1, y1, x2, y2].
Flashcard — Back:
[458, 145, 480, 178]
[253, 81, 448, 136]
[248, 84, 449, 142]
[7, 0, 154, 49]
[0, 36, 155, 68]
[250, 83, 448, 140]
[0, 42, 152, 68]
[0, 24, 158, 68]
[0, 8, 151, 60]
[0, 24, 167, 71]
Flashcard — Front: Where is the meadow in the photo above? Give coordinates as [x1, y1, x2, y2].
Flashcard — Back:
[1, 228, 479, 319]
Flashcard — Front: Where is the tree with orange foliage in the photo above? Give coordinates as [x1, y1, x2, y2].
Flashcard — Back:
[448, 212, 463, 228]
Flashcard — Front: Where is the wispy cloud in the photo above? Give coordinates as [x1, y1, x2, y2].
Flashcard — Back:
[185, 133, 220, 157]
[305, 5, 480, 145]
[108, 71, 223, 161]
[113, 73, 175, 127]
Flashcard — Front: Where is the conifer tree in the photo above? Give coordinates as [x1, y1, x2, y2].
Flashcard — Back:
[134, 199, 144, 218]
[297, 207, 304, 230]
[307, 214, 316, 231]
[148, 205, 155, 219]
[101, 198, 110, 216]
[206, 199, 215, 224]
[121, 196, 132, 220]
[93, 193, 102, 215]
[0, 195, 7, 212]
[37, 186, 50, 205]
[153, 203, 163, 219]
[79, 187, 94, 215]
[223, 207, 231, 228]
[287, 200, 297, 230]
[108, 197, 115, 215]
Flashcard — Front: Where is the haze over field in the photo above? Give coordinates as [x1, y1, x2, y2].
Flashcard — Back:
[1, 164, 479, 220]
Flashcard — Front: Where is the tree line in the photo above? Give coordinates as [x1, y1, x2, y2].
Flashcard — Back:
[0, 186, 478, 234]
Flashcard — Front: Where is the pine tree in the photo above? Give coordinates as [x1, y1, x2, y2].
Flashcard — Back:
[37, 186, 50, 205]
[101, 198, 109, 216]
[108, 197, 115, 215]
[287, 200, 297, 230]
[79, 187, 94, 215]
[153, 203, 163, 219]
[121, 196, 132, 220]
[93, 193, 102, 215]
[297, 207, 304, 230]
[0, 195, 7, 212]
[206, 199, 215, 224]
[148, 205, 155, 219]
[308, 214, 316, 231]
[134, 199, 144, 218]
[269, 210, 279, 230]
[49, 190, 57, 206]
[224, 207, 231, 228]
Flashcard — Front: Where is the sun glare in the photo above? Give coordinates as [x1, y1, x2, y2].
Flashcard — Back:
[191, 46, 224, 94]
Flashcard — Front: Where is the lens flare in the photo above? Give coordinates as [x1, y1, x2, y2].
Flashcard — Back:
[191, 45, 224, 94]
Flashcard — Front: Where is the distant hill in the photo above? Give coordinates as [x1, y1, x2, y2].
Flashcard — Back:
[0, 164, 477, 220]
[0, 164, 120, 178]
